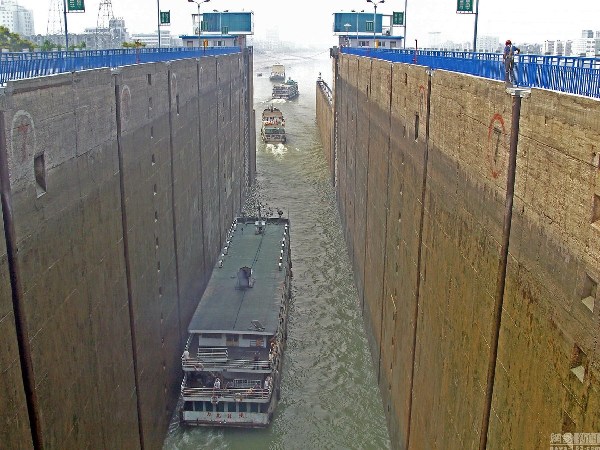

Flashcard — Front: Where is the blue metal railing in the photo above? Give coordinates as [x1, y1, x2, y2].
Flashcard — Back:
[341, 47, 600, 99]
[0, 47, 241, 84]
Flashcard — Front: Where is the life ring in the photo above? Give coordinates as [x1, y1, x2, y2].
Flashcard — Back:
[211, 395, 218, 405]
[234, 393, 243, 402]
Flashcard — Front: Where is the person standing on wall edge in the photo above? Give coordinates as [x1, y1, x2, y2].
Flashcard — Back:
[503, 40, 521, 86]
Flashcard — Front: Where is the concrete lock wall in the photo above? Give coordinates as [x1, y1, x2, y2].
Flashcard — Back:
[316, 82, 334, 173]
[0, 50, 253, 449]
[0, 199, 34, 448]
[320, 53, 600, 449]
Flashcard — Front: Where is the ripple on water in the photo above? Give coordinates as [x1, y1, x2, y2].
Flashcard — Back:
[263, 143, 288, 158]
[163, 50, 390, 450]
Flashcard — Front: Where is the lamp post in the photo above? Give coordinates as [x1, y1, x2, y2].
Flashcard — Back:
[366, 0, 384, 48]
[188, 0, 210, 48]
[157, 0, 161, 48]
[351, 10, 363, 42]
[62, 0, 69, 49]
[403, 0, 407, 49]
[344, 23, 351, 47]
[473, 0, 480, 52]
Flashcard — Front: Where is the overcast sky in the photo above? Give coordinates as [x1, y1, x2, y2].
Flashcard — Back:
[16, 0, 600, 46]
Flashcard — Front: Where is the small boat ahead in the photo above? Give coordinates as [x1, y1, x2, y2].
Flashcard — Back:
[272, 78, 299, 100]
[261, 105, 286, 144]
[269, 64, 285, 81]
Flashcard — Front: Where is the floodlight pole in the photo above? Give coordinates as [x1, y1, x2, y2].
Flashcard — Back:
[367, 0, 384, 48]
[473, 0, 480, 52]
[344, 23, 350, 46]
[62, 0, 69, 49]
[403, 0, 407, 48]
[157, 0, 161, 47]
[189, 0, 211, 48]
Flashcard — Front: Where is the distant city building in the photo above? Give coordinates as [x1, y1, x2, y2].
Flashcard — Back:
[265, 27, 279, 43]
[573, 35, 597, 57]
[581, 29, 594, 38]
[436, 40, 472, 51]
[542, 40, 555, 55]
[543, 40, 573, 56]
[0, 0, 33, 36]
[263, 27, 280, 52]
[91, 18, 129, 49]
[27, 17, 131, 50]
[131, 29, 180, 48]
[520, 43, 542, 54]
[556, 40, 573, 56]
[428, 32, 442, 49]
[28, 33, 100, 50]
[476, 35, 500, 53]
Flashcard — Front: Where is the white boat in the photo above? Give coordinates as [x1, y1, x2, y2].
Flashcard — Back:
[272, 78, 299, 99]
[260, 105, 286, 144]
[269, 64, 285, 81]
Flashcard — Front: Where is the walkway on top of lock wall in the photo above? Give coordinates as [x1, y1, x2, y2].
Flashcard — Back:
[0, 47, 241, 85]
[341, 47, 600, 99]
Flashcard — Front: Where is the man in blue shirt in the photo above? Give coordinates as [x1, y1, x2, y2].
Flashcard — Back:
[503, 39, 520, 86]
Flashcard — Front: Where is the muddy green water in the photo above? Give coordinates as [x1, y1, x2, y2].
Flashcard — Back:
[163, 50, 390, 450]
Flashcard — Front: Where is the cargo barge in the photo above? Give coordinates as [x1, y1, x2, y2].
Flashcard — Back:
[179, 216, 292, 427]
[269, 64, 285, 81]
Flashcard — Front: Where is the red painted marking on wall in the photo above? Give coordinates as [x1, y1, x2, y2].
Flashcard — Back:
[487, 113, 507, 179]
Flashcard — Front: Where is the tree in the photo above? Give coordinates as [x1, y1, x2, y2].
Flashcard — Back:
[0, 26, 35, 51]
[40, 39, 55, 51]
[68, 42, 87, 51]
[122, 39, 146, 48]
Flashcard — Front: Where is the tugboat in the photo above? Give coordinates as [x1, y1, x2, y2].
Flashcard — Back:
[269, 64, 285, 81]
[272, 78, 299, 100]
[261, 105, 286, 144]
[179, 215, 292, 427]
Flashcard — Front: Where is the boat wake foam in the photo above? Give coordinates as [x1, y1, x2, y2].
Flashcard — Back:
[265, 143, 288, 157]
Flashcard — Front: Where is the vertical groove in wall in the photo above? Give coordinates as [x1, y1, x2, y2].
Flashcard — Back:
[336, 57, 342, 215]
[406, 69, 433, 450]
[0, 112, 42, 450]
[216, 57, 223, 248]
[351, 57, 358, 271]
[230, 69, 234, 221]
[377, 64, 394, 383]
[362, 59, 373, 312]
[114, 77, 145, 450]
[166, 68, 183, 353]
[332, 54, 339, 188]
[479, 92, 523, 450]
[240, 53, 245, 209]
[343, 57, 348, 230]
[197, 60, 207, 276]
